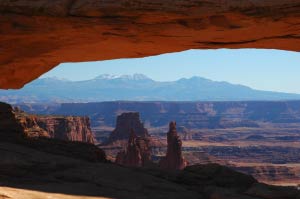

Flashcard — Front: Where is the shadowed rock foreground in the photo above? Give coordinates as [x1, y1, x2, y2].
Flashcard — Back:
[1, 102, 300, 198]
[1, 141, 300, 199]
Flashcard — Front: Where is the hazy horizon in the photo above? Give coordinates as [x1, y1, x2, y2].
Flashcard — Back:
[40, 49, 300, 94]
[38, 73, 300, 95]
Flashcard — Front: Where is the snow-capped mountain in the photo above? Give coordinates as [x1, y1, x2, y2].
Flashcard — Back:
[1, 74, 300, 103]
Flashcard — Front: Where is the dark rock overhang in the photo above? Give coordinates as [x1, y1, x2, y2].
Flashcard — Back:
[1, 0, 300, 88]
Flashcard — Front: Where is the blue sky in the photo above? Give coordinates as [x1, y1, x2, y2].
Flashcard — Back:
[41, 49, 300, 94]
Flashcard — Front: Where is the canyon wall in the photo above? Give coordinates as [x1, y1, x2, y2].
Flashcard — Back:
[37, 116, 95, 143]
[31, 101, 300, 129]
[0, 102, 105, 161]
[15, 109, 95, 144]
[1, 0, 300, 88]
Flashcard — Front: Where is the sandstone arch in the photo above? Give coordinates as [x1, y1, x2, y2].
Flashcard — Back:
[1, 0, 300, 89]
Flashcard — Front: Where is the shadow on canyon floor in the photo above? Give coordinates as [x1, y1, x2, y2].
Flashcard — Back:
[1, 140, 300, 199]
[0, 140, 197, 199]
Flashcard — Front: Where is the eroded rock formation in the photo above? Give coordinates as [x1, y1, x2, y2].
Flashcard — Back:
[0, 102, 106, 162]
[1, 1, 300, 88]
[108, 112, 150, 143]
[160, 121, 188, 170]
[15, 108, 95, 144]
[38, 116, 95, 143]
[115, 129, 151, 167]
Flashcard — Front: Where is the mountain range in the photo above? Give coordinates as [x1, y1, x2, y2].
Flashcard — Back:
[1, 74, 300, 103]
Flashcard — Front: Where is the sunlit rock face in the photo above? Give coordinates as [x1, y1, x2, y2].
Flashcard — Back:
[0, 103, 95, 144]
[1, 0, 300, 88]
[15, 108, 95, 144]
[160, 121, 188, 170]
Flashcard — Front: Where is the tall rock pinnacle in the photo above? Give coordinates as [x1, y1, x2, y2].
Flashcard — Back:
[159, 121, 188, 170]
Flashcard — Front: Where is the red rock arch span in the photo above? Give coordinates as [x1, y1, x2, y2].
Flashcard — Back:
[1, 0, 300, 89]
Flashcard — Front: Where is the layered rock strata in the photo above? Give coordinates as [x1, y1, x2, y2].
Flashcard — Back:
[15, 108, 95, 144]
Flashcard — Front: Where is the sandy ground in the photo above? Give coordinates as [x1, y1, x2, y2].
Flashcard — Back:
[0, 187, 112, 199]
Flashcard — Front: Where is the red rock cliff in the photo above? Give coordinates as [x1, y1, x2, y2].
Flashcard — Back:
[115, 129, 151, 167]
[0, 102, 106, 162]
[108, 112, 150, 144]
[160, 121, 188, 170]
[36, 116, 95, 144]
[15, 108, 95, 144]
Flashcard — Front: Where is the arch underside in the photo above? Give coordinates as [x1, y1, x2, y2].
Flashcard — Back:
[1, 0, 300, 89]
